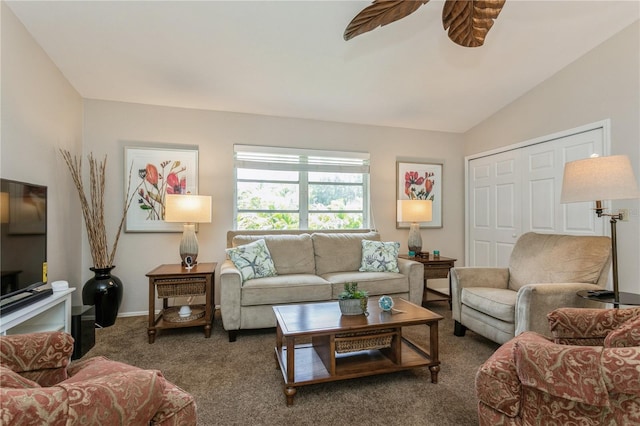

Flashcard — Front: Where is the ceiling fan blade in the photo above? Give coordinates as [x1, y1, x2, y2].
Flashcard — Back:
[344, 0, 430, 41]
[442, 0, 506, 47]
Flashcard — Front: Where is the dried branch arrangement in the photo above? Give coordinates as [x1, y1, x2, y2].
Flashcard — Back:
[60, 149, 137, 269]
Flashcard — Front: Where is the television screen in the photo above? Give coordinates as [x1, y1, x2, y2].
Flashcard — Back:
[0, 178, 47, 299]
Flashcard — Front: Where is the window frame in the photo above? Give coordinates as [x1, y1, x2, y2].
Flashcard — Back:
[233, 145, 371, 230]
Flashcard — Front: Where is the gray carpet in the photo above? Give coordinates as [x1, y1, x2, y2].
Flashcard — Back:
[84, 302, 499, 426]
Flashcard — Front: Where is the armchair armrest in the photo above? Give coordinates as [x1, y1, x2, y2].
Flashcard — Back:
[451, 267, 509, 322]
[62, 370, 166, 424]
[220, 259, 243, 333]
[514, 283, 603, 338]
[514, 337, 609, 407]
[0, 332, 74, 386]
[547, 307, 640, 345]
[397, 257, 424, 305]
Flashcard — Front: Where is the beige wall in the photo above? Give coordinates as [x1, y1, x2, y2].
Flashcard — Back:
[82, 100, 465, 314]
[1, 3, 84, 303]
[463, 21, 640, 294]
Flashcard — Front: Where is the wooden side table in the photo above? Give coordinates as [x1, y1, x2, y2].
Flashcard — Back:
[399, 254, 457, 308]
[146, 262, 216, 344]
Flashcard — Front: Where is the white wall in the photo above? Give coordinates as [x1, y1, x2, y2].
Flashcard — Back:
[463, 20, 640, 294]
[1, 2, 84, 303]
[82, 100, 465, 314]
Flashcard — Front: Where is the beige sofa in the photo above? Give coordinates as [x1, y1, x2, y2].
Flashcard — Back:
[220, 230, 424, 341]
[451, 232, 611, 344]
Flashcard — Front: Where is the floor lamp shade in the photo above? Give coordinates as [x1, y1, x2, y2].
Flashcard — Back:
[560, 154, 640, 305]
[397, 200, 432, 254]
[164, 194, 212, 266]
[560, 155, 639, 203]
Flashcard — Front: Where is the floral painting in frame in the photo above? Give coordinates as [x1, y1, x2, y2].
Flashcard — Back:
[396, 161, 443, 228]
[125, 146, 198, 232]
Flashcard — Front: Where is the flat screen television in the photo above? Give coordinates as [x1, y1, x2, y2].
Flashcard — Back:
[0, 178, 51, 314]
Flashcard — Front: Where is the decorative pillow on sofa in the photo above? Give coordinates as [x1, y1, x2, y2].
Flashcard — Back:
[359, 240, 400, 273]
[225, 239, 277, 282]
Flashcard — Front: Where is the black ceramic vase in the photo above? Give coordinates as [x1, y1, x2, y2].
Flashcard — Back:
[83, 266, 123, 327]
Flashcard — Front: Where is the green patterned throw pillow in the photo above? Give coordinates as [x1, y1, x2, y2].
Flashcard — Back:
[226, 239, 277, 282]
[359, 240, 400, 273]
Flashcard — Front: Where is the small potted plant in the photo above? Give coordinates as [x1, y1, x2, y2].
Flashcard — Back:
[338, 282, 369, 316]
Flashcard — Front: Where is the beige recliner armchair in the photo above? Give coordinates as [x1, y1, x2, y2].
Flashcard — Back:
[451, 232, 611, 344]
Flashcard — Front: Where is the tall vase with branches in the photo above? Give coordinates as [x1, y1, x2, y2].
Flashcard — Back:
[60, 149, 137, 326]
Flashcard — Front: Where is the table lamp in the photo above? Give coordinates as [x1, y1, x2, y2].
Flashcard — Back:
[560, 154, 640, 304]
[164, 194, 212, 268]
[397, 199, 432, 255]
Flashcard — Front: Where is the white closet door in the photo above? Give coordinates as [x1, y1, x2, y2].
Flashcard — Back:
[524, 128, 605, 236]
[467, 124, 607, 267]
[468, 149, 521, 267]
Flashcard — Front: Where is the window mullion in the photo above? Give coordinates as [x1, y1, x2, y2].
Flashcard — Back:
[299, 171, 309, 228]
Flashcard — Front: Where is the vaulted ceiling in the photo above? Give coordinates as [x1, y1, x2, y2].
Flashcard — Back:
[6, 1, 639, 133]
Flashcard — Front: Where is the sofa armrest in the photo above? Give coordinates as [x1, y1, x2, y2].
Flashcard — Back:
[547, 307, 640, 345]
[220, 259, 243, 332]
[514, 283, 603, 338]
[451, 267, 509, 322]
[0, 332, 74, 386]
[397, 257, 424, 305]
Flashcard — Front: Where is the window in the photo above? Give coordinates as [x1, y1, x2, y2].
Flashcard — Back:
[234, 145, 370, 230]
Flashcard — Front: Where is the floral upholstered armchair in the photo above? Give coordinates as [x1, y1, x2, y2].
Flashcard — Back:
[475, 307, 640, 425]
[0, 331, 196, 425]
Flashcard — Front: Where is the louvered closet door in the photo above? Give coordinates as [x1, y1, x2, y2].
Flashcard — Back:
[467, 125, 606, 267]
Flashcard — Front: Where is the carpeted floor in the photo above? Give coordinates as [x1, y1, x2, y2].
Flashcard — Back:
[84, 302, 499, 426]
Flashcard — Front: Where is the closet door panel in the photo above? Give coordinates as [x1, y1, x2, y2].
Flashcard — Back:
[469, 151, 520, 267]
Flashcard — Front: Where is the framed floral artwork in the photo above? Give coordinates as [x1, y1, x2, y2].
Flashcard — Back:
[124, 146, 199, 232]
[396, 161, 443, 228]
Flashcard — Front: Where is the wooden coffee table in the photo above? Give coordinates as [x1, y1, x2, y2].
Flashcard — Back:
[273, 298, 443, 405]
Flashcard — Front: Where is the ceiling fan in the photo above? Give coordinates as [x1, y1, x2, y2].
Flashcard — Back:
[344, 0, 506, 48]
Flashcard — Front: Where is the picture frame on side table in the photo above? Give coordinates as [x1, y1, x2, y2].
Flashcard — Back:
[396, 161, 443, 228]
[125, 146, 199, 232]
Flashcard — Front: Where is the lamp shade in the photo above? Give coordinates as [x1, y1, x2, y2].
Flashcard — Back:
[397, 200, 432, 223]
[164, 194, 212, 223]
[561, 155, 640, 203]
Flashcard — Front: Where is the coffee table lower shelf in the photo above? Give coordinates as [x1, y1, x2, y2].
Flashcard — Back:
[274, 335, 439, 405]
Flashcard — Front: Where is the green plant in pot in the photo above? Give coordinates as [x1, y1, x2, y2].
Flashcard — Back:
[338, 282, 369, 316]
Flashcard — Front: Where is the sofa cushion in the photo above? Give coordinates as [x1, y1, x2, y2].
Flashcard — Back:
[312, 231, 380, 275]
[232, 234, 315, 275]
[241, 274, 331, 306]
[461, 287, 517, 322]
[323, 271, 408, 299]
[226, 239, 277, 281]
[508, 233, 610, 291]
[359, 240, 400, 273]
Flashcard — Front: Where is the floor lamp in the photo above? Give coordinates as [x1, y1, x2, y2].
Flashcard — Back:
[397, 199, 432, 255]
[560, 155, 640, 304]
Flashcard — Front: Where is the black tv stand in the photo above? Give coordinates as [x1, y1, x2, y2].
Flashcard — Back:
[0, 287, 53, 315]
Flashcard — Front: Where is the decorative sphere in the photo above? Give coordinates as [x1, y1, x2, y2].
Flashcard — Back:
[378, 295, 394, 311]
